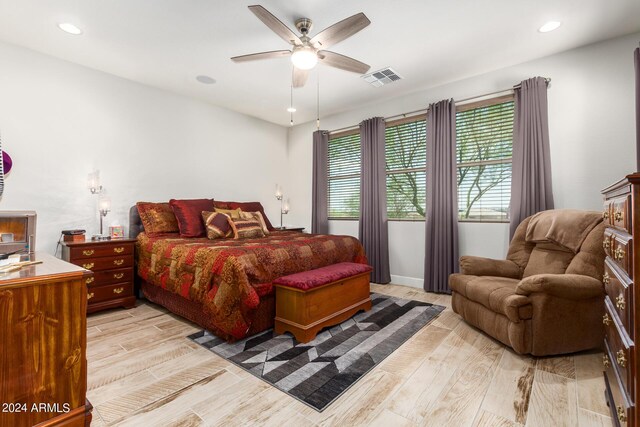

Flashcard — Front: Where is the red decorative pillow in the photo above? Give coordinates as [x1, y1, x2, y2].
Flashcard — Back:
[136, 202, 179, 236]
[214, 201, 275, 231]
[202, 211, 233, 239]
[169, 198, 214, 237]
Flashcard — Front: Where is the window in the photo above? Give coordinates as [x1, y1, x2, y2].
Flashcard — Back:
[385, 117, 427, 219]
[456, 96, 514, 221]
[328, 131, 361, 219]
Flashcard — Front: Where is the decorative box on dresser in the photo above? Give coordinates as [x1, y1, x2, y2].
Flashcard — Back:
[62, 238, 136, 313]
[602, 173, 640, 427]
[0, 253, 92, 427]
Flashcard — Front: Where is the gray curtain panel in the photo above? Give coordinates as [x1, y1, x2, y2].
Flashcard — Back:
[312, 130, 329, 234]
[635, 44, 640, 170]
[359, 117, 391, 284]
[424, 99, 459, 294]
[509, 77, 554, 239]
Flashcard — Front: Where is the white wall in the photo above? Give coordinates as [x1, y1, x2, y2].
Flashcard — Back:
[286, 32, 640, 287]
[0, 41, 288, 253]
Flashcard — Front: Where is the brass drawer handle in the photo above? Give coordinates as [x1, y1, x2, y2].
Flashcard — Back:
[603, 210, 610, 220]
[603, 354, 610, 368]
[617, 405, 627, 423]
[615, 247, 625, 261]
[113, 287, 124, 294]
[602, 272, 610, 285]
[614, 210, 623, 222]
[82, 263, 94, 270]
[603, 313, 612, 326]
[113, 273, 124, 280]
[86, 277, 94, 285]
[114, 247, 125, 254]
[88, 292, 94, 300]
[113, 259, 124, 266]
[82, 249, 95, 256]
[616, 350, 627, 368]
[616, 294, 626, 311]
[603, 238, 610, 250]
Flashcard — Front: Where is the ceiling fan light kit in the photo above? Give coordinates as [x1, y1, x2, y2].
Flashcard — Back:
[291, 46, 318, 70]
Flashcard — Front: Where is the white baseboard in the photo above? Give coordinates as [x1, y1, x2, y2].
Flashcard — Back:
[389, 275, 423, 289]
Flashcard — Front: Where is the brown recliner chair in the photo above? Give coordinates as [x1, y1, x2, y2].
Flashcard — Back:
[450, 209, 606, 356]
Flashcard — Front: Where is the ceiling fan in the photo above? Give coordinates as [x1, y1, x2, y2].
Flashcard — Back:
[231, 5, 371, 88]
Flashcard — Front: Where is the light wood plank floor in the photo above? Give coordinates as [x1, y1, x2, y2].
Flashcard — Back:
[86, 284, 611, 427]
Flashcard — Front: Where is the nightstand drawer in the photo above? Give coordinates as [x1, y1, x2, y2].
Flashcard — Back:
[70, 243, 133, 260]
[604, 258, 634, 335]
[86, 282, 134, 304]
[85, 267, 134, 287]
[74, 255, 133, 271]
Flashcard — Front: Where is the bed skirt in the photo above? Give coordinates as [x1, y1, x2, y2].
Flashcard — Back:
[140, 280, 275, 341]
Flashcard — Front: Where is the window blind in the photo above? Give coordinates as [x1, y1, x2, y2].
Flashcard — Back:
[328, 132, 361, 219]
[456, 100, 514, 221]
[385, 118, 427, 219]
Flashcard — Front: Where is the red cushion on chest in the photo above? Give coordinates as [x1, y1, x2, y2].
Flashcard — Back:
[273, 262, 372, 291]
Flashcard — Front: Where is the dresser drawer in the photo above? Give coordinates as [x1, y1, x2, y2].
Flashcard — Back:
[70, 243, 133, 260]
[605, 338, 633, 427]
[605, 195, 632, 234]
[86, 282, 134, 304]
[604, 229, 614, 259]
[611, 231, 633, 276]
[603, 297, 633, 398]
[73, 255, 133, 272]
[604, 259, 634, 335]
[85, 267, 134, 287]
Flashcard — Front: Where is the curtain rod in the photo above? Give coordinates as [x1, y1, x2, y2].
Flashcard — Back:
[328, 77, 551, 135]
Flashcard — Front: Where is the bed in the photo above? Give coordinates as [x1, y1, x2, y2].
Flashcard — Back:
[129, 205, 367, 341]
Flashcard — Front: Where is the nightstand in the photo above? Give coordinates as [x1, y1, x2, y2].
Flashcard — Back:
[62, 238, 136, 313]
[274, 226, 305, 232]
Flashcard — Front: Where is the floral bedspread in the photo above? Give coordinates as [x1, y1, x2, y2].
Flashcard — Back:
[136, 231, 367, 340]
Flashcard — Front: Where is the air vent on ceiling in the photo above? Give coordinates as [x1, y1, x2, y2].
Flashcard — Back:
[362, 67, 402, 87]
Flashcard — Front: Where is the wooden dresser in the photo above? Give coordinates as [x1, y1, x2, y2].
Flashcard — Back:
[602, 173, 640, 427]
[0, 253, 92, 427]
[62, 239, 136, 314]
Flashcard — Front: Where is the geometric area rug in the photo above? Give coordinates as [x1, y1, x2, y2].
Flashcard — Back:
[188, 293, 445, 412]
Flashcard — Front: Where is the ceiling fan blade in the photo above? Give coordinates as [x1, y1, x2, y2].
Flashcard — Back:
[231, 50, 291, 62]
[318, 51, 370, 74]
[293, 68, 309, 88]
[248, 5, 301, 45]
[309, 13, 371, 49]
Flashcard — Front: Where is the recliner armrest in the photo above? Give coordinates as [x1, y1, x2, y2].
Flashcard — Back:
[515, 274, 604, 300]
[459, 256, 521, 279]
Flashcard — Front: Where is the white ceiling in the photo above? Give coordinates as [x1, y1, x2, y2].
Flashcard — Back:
[0, 0, 638, 126]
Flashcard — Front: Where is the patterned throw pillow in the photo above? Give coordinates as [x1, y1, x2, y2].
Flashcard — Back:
[202, 211, 233, 239]
[136, 202, 179, 236]
[239, 211, 270, 235]
[215, 201, 275, 231]
[229, 217, 266, 239]
[214, 207, 242, 219]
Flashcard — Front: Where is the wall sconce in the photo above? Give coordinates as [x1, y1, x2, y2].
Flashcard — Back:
[87, 170, 102, 194]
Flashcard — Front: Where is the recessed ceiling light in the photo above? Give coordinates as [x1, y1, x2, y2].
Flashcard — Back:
[287, 107, 296, 113]
[58, 22, 83, 35]
[538, 21, 561, 33]
[196, 75, 216, 84]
